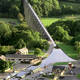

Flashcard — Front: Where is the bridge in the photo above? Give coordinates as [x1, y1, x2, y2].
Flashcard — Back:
[23, 0, 56, 48]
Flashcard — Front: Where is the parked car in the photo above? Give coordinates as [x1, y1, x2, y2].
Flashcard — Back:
[4, 75, 11, 80]
[16, 71, 26, 79]
[36, 77, 48, 80]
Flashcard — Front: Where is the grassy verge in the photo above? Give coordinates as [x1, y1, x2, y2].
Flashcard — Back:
[56, 41, 79, 59]
[0, 18, 19, 25]
[54, 62, 68, 66]
[77, 74, 80, 79]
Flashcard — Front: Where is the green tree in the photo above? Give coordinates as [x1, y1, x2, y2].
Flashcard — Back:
[75, 41, 80, 57]
[0, 22, 12, 45]
[34, 48, 42, 56]
[53, 0, 60, 9]
[15, 39, 26, 49]
[52, 26, 71, 42]
[0, 60, 8, 72]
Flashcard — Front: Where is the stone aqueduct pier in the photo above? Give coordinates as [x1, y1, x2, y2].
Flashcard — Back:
[23, 0, 56, 47]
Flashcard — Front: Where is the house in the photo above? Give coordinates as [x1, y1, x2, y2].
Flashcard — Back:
[0, 55, 6, 61]
[16, 48, 28, 55]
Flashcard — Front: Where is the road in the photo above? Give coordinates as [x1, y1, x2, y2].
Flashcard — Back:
[23, 65, 53, 80]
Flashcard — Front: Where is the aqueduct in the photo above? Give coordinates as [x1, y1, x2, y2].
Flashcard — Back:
[23, 0, 56, 48]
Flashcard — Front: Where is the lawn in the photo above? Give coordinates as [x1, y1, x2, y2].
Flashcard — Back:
[41, 18, 59, 27]
[0, 18, 19, 25]
[56, 41, 79, 60]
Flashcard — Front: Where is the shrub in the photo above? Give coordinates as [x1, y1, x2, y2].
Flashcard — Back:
[0, 22, 12, 45]
[17, 13, 24, 22]
[34, 48, 42, 56]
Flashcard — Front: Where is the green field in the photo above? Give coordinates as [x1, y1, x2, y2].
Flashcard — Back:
[56, 41, 79, 59]
[41, 15, 80, 27]
[0, 18, 19, 25]
[41, 18, 59, 27]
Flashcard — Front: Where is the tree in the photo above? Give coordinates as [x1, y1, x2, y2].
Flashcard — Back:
[0, 60, 8, 72]
[75, 41, 80, 57]
[0, 22, 12, 45]
[0, 22, 11, 36]
[15, 39, 26, 49]
[53, 0, 60, 9]
[52, 26, 71, 42]
[34, 48, 42, 56]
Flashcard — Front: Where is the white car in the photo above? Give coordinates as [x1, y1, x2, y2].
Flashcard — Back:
[5, 75, 11, 80]
[10, 78, 18, 80]
[16, 71, 26, 79]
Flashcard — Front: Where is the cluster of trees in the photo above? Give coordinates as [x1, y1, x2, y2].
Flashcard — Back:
[0, 0, 23, 18]
[1, 0, 80, 17]
[47, 20, 80, 55]
[0, 21, 49, 55]
[0, 0, 61, 17]
[60, 2, 80, 15]
[29, 0, 60, 17]
[29, 0, 80, 17]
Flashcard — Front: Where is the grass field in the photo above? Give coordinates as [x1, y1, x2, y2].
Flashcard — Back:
[41, 18, 59, 27]
[0, 18, 19, 25]
[41, 15, 80, 27]
[56, 41, 79, 60]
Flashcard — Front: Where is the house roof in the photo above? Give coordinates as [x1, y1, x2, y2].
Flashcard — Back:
[18, 48, 28, 52]
[6, 54, 36, 59]
[0, 55, 6, 60]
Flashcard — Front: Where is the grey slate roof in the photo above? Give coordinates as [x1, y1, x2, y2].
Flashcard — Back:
[6, 54, 36, 59]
